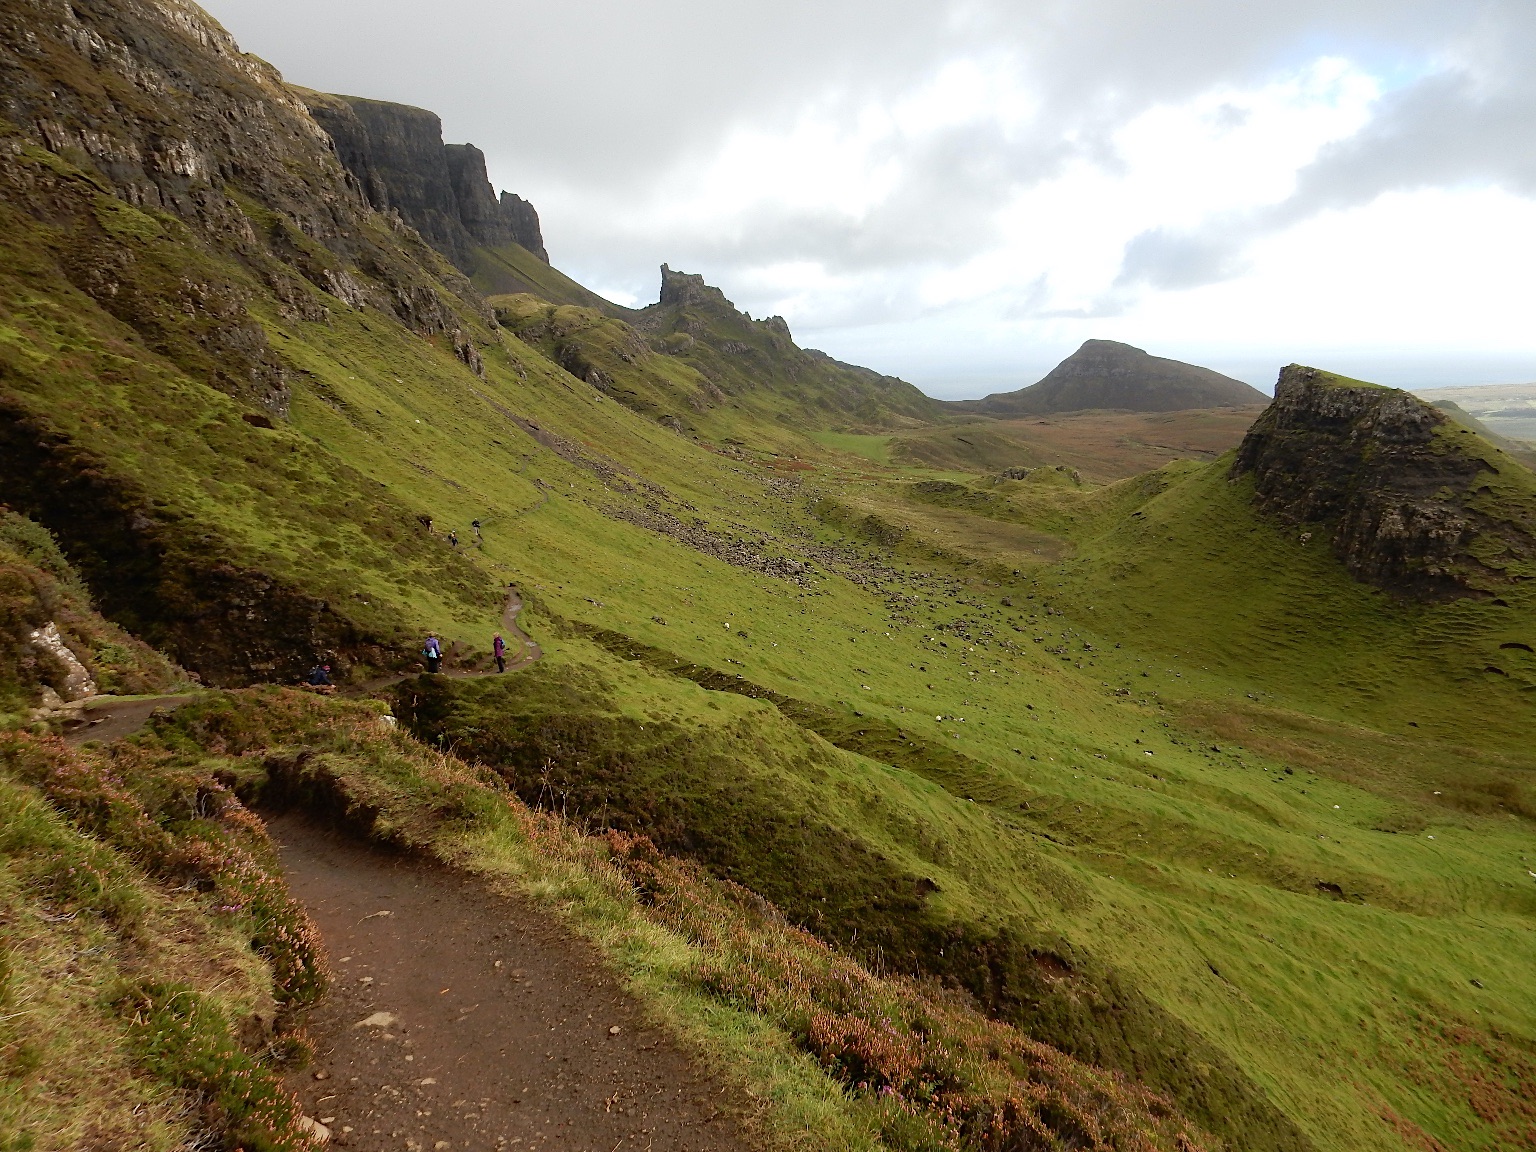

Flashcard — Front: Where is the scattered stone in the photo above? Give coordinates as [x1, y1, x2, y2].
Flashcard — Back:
[356, 1012, 398, 1028]
[297, 1115, 331, 1143]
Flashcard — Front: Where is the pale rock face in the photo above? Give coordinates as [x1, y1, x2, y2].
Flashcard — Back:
[29, 622, 96, 702]
[296, 1115, 331, 1143]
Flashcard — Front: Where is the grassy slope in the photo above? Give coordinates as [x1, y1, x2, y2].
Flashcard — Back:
[1, 78, 1533, 1152]
[469, 242, 633, 316]
[9, 177, 1536, 1142]
[791, 458, 1536, 1151]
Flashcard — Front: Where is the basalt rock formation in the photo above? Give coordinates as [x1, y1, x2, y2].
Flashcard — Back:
[0, 0, 499, 682]
[951, 339, 1267, 416]
[304, 92, 548, 270]
[1231, 365, 1536, 599]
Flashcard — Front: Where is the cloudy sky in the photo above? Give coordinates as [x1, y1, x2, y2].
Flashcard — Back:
[203, 0, 1536, 398]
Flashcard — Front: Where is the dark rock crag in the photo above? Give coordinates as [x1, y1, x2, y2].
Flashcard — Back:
[304, 93, 548, 270]
[0, 0, 500, 681]
[951, 339, 1268, 416]
[1231, 365, 1535, 599]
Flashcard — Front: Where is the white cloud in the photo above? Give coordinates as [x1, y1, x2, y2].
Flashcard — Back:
[199, 0, 1536, 393]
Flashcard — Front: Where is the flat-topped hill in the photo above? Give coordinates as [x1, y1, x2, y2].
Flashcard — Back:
[949, 339, 1269, 416]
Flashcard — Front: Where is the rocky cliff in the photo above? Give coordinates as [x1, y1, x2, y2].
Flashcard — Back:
[951, 339, 1267, 416]
[637, 265, 942, 430]
[304, 92, 548, 270]
[0, 0, 500, 681]
[1231, 365, 1536, 599]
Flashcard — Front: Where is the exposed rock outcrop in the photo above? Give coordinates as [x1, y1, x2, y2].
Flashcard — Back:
[305, 94, 548, 270]
[0, 0, 491, 389]
[658, 263, 736, 311]
[951, 340, 1268, 416]
[1231, 365, 1536, 599]
[29, 622, 96, 703]
[635, 266, 941, 430]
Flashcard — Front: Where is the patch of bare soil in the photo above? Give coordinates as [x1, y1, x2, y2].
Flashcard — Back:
[62, 694, 194, 744]
[270, 816, 758, 1152]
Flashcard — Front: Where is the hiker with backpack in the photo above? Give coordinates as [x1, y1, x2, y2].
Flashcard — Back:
[422, 633, 443, 673]
[493, 633, 506, 673]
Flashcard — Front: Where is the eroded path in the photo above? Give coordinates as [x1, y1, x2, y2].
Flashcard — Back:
[271, 816, 755, 1152]
[351, 585, 544, 696]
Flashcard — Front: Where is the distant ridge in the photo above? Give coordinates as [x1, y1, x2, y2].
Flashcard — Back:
[948, 339, 1268, 416]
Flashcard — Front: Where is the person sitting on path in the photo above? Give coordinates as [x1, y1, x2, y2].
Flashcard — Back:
[306, 664, 332, 687]
[493, 632, 506, 673]
[422, 633, 443, 674]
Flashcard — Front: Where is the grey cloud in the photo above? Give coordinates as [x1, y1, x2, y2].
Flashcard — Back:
[1110, 1, 1536, 294]
[1117, 228, 1252, 291]
[200, 0, 1536, 377]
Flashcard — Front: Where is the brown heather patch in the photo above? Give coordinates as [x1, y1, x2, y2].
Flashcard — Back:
[0, 728, 326, 1150]
[1377, 1107, 1450, 1152]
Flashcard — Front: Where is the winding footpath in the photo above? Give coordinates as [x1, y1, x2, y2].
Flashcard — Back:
[273, 817, 755, 1151]
[59, 590, 760, 1150]
[350, 585, 544, 697]
[65, 586, 545, 745]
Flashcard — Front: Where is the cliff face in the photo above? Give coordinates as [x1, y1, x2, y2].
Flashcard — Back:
[951, 339, 1268, 416]
[1231, 365, 1536, 599]
[305, 94, 548, 270]
[0, 0, 501, 681]
[0, 0, 491, 409]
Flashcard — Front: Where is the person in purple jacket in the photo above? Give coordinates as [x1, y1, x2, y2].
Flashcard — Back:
[492, 633, 506, 673]
[422, 632, 442, 673]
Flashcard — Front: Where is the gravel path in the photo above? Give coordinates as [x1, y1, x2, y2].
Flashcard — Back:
[271, 816, 758, 1152]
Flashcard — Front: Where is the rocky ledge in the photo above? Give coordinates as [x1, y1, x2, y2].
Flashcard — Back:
[1231, 365, 1535, 599]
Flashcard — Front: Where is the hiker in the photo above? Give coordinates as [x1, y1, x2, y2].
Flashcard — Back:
[493, 633, 506, 673]
[447, 529, 459, 548]
[472, 519, 482, 544]
[306, 664, 332, 686]
[422, 633, 442, 673]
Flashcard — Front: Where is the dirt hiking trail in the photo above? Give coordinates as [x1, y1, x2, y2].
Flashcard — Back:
[352, 586, 544, 696]
[62, 694, 194, 745]
[64, 586, 543, 744]
[271, 815, 758, 1152]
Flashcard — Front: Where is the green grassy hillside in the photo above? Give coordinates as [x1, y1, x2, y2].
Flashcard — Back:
[2, 3, 1535, 1150]
[471, 241, 633, 315]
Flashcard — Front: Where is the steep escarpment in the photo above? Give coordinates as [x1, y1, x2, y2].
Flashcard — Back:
[0, 0, 488, 347]
[0, 0, 502, 681]
[1231, 365, 1536, 598]
[953, 339, 1267, 416]
[303, 92, 548, 269]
